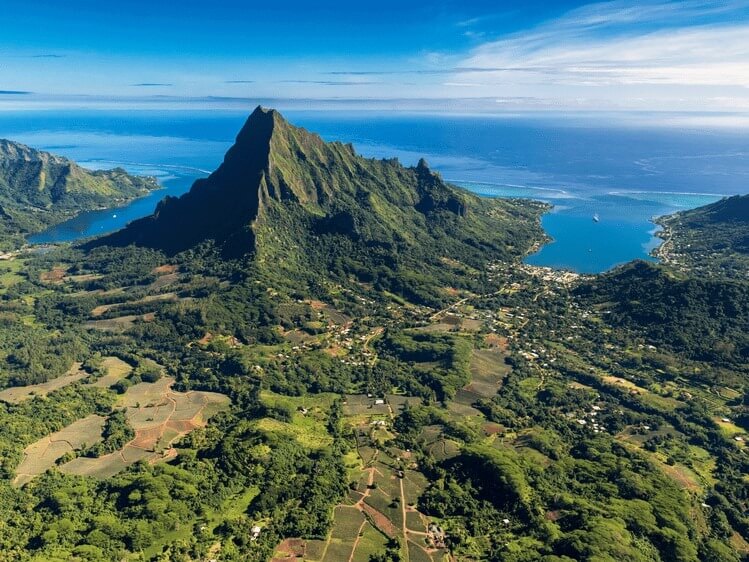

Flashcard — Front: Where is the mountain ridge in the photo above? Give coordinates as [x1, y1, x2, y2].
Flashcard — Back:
[655, 193, 749, 278]
[91, 107, 546, 297]
[0, 139, 158, 240]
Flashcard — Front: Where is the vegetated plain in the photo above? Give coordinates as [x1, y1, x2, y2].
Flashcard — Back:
[0, 108, 746, 562]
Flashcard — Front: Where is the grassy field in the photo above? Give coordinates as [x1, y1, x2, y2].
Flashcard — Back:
[386, 394, 422, 413]
[88, 356, 133, 388]
[0, 257, 24, 293]
[255, 417, 333, 450]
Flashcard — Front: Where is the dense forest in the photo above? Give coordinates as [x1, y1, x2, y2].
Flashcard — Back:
[575, 261, 749, 363]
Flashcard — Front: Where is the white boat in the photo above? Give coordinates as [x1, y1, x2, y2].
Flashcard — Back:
[593, 213, 600, 223]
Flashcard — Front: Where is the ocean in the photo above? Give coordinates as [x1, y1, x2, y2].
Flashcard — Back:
[2, 109, 747, 273]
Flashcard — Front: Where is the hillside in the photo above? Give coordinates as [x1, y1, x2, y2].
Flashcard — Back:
[584, 196, 749, 363]
[0, 139, 157, 241]
[575, 260, 749, 363]
[655, 194, 749, 278]
[92, 106, 546, 305]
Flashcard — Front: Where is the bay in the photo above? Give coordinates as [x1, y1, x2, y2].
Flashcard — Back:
[1, 110, 745, 272]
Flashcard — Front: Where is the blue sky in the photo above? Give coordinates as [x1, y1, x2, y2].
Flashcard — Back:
[1, 0, 749, 113]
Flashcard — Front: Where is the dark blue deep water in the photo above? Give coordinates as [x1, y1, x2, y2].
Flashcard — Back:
[1, 110, 746, 272]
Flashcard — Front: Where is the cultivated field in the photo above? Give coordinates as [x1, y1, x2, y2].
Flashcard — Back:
[0, 363, 87, 404]
[468, 348, 510, 397]
[271, 392, 448, 562]
[61, 376, 229, 478]
[13, 415, 106, 486]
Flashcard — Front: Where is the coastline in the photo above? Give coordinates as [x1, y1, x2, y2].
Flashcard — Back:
[26, 174, 170, 246]
[649, 214, 674, 264]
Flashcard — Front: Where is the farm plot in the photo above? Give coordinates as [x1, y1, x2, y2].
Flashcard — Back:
[0, 363, 88, 404]
[330, 506, 366, 541]
[406, 511, 426, 533]
[467, 348, 510, 398]
[273, 409, 445, 562]
[90, 292, 178, 317]
[271, 538, 306, 561]
[408, 541, 434, 562]
[350, 523, 390, 562]
[386, 394, 422, 413]
[88, 356, 133, 388]
[322, 540, 355, 562]
[301, 540, 327, 561]
[13, 415, 106, 486]
[85, 313, 155, 332]
[61, 377, 229, 479]
[343, 394, 390, 416]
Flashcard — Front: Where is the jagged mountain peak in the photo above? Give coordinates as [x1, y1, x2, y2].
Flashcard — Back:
[89, 108, 523, 264]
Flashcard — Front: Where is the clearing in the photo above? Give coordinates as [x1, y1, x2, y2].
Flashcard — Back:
[13, 415, 106, 486]
[60, 377, 229, 479]
[0, 363, 88, 404]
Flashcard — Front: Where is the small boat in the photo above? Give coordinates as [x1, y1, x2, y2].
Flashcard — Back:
[592, 213, 600, 223]
[112, 214, 118, 218]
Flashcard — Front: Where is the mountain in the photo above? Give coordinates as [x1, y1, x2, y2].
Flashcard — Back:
[655, 194, 749, 278]
[92, 106, 546, 303]
[686, 194, 749, 224]
[576, 260, 749, 363]
[0, 139, 157, 240]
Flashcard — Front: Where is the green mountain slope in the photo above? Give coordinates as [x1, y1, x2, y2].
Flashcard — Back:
[92, 106, 546, 305]
[0, 112, 746, 562]
[575, 260, 749, 363]
[655, 194, 749, 278]
[0, 139, 157, 239]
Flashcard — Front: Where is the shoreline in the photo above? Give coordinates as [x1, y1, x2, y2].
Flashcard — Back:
[649, 214, 674, 264]
[25, 174, 169, 246]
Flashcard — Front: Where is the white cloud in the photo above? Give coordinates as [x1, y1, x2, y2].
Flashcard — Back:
[454, 0, 749, 110]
